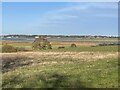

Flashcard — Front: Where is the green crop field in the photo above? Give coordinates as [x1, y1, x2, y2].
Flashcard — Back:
[1, 40, 119, 88]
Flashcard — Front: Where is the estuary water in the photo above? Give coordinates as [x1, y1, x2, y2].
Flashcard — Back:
[0, 37, 119, 44]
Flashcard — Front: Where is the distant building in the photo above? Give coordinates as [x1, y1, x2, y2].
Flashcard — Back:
[46, 37, 51, 39]
[57, 37, 61, 38]
[15, 36, 19, 38]
[7, 37, 11, 38]
[35, 36, 39, 38]
[96, 36, 100, 38]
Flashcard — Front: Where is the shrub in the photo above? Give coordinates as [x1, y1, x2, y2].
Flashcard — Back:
[58, 46, 65, 49]
[32, 37, 52, 50]
[2, 44, 17, 53]
[71, 44, 77, 48]
[47, 44, 52, 49]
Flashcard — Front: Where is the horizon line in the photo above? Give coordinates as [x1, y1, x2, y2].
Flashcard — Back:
[0, 34, 118, 37]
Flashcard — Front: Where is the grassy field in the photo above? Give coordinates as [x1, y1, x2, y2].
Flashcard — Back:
[0, 41, 118, 52]
[1, 40, 119, 88]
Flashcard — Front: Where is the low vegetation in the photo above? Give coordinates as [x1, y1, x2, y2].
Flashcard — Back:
[2, 44, 30, 53]
[1, 38, 118, 88]
[16, 47, 30, 52]
[2, 52, 118, 88]
[58, 46, 65, 49]
[2, 44, 17, 53]
[32, 37, 52, 50]
[71, 43, 77, 48]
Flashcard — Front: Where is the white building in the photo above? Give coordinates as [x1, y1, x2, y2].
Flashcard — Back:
[35, 36, 39, 38]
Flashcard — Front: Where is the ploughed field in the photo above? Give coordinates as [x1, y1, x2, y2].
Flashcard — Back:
[1, 40, 119, 88]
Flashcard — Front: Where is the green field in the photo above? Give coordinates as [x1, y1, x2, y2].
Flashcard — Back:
[0, 41, 118, 52]
[1, 40, 119, 88]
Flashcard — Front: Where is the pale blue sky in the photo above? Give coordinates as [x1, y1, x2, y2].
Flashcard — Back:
[2, 2, 118, 36]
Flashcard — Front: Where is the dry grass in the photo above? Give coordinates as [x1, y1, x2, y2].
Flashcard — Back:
[1, 41, 96, 46]
[2, 51, 118, 88]
[51, 41, 97, 46]
[1, 51, 118, 62]
[1, 51, 118, 73]
[2, 41, 31, 44]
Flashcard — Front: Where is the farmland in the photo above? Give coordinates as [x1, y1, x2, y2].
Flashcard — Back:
[0, 38, 119, 88]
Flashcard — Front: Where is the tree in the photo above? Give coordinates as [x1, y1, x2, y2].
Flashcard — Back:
[32, 37, 52, 50]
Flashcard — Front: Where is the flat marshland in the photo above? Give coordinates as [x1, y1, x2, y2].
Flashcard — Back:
[1, 39, 119, 88]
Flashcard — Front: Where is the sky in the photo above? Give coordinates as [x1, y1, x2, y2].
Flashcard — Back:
[2, 2, 118, 36]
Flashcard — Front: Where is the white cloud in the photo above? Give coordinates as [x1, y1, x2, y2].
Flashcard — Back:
[25, 2, 118, 35]
[43, 2, 117, 20]
[93, 13, 118, 18]
[36, 3, 90, 24]
[32, 2, 117, 29]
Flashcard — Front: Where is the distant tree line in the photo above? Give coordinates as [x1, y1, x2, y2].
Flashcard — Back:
[1, 35, 118, 38]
